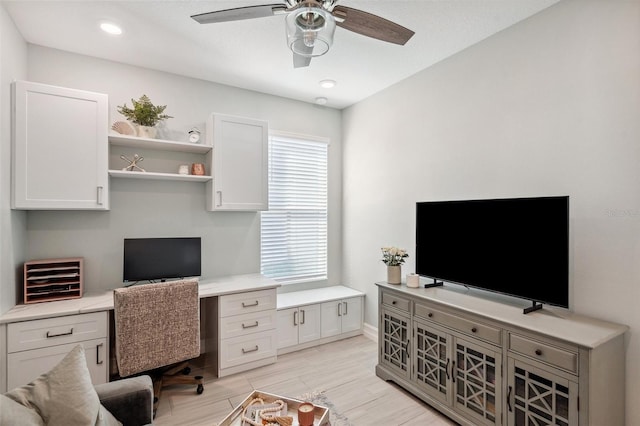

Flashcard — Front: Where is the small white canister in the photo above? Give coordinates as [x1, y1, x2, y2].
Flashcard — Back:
[406, 273, 420, 288]
[178, 164, 190, 175]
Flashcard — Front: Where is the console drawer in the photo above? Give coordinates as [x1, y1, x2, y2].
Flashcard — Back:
[509, 333, 578, 373]
[381, 291, 410, 313]
[219, 309, 277, 340]
[415, 303, 501, 345]
[219, 330, 277, 369]
[7, 312, 107, 353]
[219, 289, 277, 317]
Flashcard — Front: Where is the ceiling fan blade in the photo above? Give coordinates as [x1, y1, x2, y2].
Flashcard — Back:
[293, 53, 312, 68]
[332, 6, 414, 45]
[191, 4, 287, 24]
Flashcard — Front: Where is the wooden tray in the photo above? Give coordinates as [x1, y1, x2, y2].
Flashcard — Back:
[218, 390, 329, 426]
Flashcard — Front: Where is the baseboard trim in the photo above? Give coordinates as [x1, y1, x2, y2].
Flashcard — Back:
[363, 322, 377, 343]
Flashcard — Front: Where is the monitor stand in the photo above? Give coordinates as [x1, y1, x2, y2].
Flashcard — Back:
[523, 300, 543, 314]
[424, 278, 444, 289]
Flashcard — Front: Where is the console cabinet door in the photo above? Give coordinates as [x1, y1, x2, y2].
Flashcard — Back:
[506, 358, 578, 426]
[413, 318, 453, 405]
[298, 304, 321, 344]
[379, 307, 411, 380]
[207, 113, 268, 211]
[12, 81, 109, 210]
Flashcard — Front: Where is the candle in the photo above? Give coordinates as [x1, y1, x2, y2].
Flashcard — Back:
[297, 402, 314, 426]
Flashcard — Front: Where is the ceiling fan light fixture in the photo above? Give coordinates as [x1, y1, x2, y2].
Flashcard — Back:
[286, 5, 335, 57]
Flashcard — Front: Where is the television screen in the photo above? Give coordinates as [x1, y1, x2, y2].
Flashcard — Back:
[415, 196, 569, 308]
[123, 237, 201, 282]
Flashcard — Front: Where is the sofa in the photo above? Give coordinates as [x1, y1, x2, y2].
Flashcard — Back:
[1, 345, 154, 426]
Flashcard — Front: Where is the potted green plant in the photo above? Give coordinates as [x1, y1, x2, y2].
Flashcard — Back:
[117, 94, 172, 138]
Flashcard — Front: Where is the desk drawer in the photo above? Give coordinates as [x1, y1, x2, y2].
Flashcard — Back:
[381, 291, 410, 313]
[219, 330, 277, 369]
[415, 303, 501, 346]
[219, 309, 277, 340]
[509, 334, 578, 373]
[7, 312, 107, 353]
[219, 289, 277, 317]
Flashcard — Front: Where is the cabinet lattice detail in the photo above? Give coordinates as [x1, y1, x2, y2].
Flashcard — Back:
[455, 343, 497, 423]
[513, 366, 570, 426]
[381, 311, 409, 373]
[415, 325, 448, 397]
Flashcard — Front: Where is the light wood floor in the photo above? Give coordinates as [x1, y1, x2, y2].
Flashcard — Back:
[153, 335, 457, 425]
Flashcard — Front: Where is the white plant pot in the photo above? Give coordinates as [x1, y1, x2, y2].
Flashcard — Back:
[387, 265, 401, 284]
[136, 125, 157, 139]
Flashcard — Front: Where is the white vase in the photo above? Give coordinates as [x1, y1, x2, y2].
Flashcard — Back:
[387, 265, 401, 284]
[136, 125, 157, 139]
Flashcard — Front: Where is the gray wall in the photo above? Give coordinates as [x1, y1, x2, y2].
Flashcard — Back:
[342, 0, 639, 423]
[21, 46, 342, 294]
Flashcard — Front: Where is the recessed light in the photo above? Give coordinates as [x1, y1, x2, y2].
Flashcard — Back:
[315, 97, 328, 105]
[100, 22, 123, 36]
[319, 79, 336, 89]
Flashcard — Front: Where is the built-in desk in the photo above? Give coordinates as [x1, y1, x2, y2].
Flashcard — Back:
[0, 274, 280, 392]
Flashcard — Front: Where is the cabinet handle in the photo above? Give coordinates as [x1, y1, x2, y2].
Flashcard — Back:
[293, 310, 298, 326]
[428, 312, 433, 318]
[344, 302, 348, 315]
[301, 309, 305, 325]
[242, 345, 259, 354]
[46, 328, 73, 338]
[392, 300, 397, 305]
[96, 186, 104, 205]
[445, 358, 450, 380]
[507, 385, 513, 412]
[217, 191, 223, 207]
[451, 360, 456, 383]
[471, 327, 477, 333]
[337, 302, 342, 317]
[96, 343, 104, 365]
[242, 300, 259, 308]
[242, 321, 259, 329]
[535, 349, 543, 356]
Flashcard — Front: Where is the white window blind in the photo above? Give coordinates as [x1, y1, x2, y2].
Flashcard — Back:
[260, 133, 328, 284]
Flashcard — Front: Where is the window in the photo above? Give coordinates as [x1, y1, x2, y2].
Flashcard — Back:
[260, 132, 328, 284]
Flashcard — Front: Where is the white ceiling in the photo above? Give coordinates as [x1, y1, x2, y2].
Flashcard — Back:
[3, 0, 560, 109]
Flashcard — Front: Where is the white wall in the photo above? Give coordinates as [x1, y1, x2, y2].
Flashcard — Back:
[342, 0, 640, 424]
[23, 46, 342, 294]
[0, 4, 27, 315]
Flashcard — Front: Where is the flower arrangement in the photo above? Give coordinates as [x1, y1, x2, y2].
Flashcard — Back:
[381, 247, 409, 266]
[117, 94, 173, 127]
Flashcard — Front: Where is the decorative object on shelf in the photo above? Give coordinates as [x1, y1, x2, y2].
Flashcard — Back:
[191, 163, 205, 176]
[188, 127, 201, 144]
[111, 120, 135, 136]
[381, 246, 408, 285]
[297, 402, 315, 426]
[406, 273, 420, 288]
[120, 154, 146, 172]
[178, 164, 190, 175]
[116, 94, 172, 139]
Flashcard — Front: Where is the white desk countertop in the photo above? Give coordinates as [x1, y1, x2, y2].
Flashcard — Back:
[0, 273, 280, 324]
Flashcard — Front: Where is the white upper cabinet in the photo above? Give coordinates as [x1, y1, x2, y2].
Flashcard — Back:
[206, 113, 268, 211]
[12, 81, 109, 210]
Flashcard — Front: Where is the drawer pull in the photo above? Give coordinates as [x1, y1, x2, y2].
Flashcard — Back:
[428, 312, 433, 318]
[46, 328, 74, 338]
[242, 345, 259, 354]
[535, 349, 543, 356]
[242, 321, 259, 329]
[392, 300, 396, 305]
[471, 327, 477, 333]
[242, 300, 259, 308]
[96, 343, 104, 365]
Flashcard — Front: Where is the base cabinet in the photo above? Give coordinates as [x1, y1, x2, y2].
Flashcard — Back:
[321, 297, 362, 338]
[376, 283, 627, 426]
[277, 304, 321, 349]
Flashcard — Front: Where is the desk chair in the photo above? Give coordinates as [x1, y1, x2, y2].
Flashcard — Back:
[113, 279, 204, 414]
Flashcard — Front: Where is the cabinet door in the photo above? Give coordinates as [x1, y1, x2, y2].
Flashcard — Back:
[12, 81, 109, 210]
[320, 300, 341, 338]
[507, 358, 578, 426]
[413, 318, 452, 405]
[379, 307, 411, 380]
[453, 337, 501, 425]
[208, 113, 268, 211]
[298, 304, 321, 344]
[340, 297, 362, 333]
[277, 308, 299, 349]
[7, 338, 107, 389]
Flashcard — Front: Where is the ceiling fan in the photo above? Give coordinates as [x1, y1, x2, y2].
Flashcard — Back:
[191, 0, 415, 68]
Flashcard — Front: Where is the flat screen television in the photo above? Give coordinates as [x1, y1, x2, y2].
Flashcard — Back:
[123, 237, 201, 283]
[415, 196, 569, 310]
